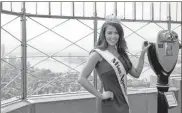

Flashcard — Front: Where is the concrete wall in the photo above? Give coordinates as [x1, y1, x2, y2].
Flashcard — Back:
[34, 98, 96, 113]
[6, 89, 180, 113]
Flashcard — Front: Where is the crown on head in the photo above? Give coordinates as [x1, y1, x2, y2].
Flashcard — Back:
[105, 14, 121, 24]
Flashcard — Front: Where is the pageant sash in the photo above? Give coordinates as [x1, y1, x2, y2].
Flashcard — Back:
[94, 49, 129, 106]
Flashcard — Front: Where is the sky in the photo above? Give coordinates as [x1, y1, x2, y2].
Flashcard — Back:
[1, 2, 181, 56]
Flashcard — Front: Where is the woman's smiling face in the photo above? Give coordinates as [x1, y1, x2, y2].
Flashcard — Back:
[105, 25, 119, 46]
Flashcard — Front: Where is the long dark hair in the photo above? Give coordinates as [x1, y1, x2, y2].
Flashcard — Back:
[95, 22, 132, 72]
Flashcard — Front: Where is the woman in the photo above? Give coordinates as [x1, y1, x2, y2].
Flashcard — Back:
[78, 17, 150, 113]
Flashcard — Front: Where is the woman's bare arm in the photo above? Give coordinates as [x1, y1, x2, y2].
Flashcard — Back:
[129, 43, 151, 78]
[78, 52, 103, 98]
[129, 51, 145, 78]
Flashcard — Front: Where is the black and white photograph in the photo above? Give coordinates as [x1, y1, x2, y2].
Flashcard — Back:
[1, 1, 181, 113]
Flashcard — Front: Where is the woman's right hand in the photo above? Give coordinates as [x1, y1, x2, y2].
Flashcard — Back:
[101, 91, 114, 100]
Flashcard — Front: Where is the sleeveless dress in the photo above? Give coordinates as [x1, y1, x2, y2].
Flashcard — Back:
[95, 54, 130, 113]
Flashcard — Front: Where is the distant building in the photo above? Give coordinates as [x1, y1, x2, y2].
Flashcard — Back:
[8, 55, 16, 65]
[68, 52, 72, 72]
[1, 44, 5, 58]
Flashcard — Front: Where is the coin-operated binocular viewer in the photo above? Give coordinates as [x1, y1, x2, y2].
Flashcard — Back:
[147, 30, 180, 113]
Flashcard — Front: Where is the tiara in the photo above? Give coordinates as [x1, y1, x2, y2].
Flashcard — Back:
[105, 14, 121, 24]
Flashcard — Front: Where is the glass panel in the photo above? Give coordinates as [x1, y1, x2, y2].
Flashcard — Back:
[125, 2, 133, 19]
[170, 2, 177, 21]
[62, 2, 72, 16]
[74, 2, 83, 17]
[105, 2, 114, 16]
[84, 2, 94, 17]
[153, 2, 160, 20]
[51, 2, 61, 16]
[2, 2, 11, 11]
[53, 19, 92, 42]
[97, 2, 105, 18]
[143, 2, 151, 20]
[2, 16, 21, 41]
[26, 2, 36, 14]
[161, 2, 168, 21]
[136, 2, 143, 20]
[26, 18, 94, 96]
[37, 2, 49, 15]
[76, 33, 94, 52]
[1, 14, 22, 103]
[177, 2, 181, 21]
[12, 2, 22, 13]
[117, 2, 125, 19]
[137, 23, 164, 43]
